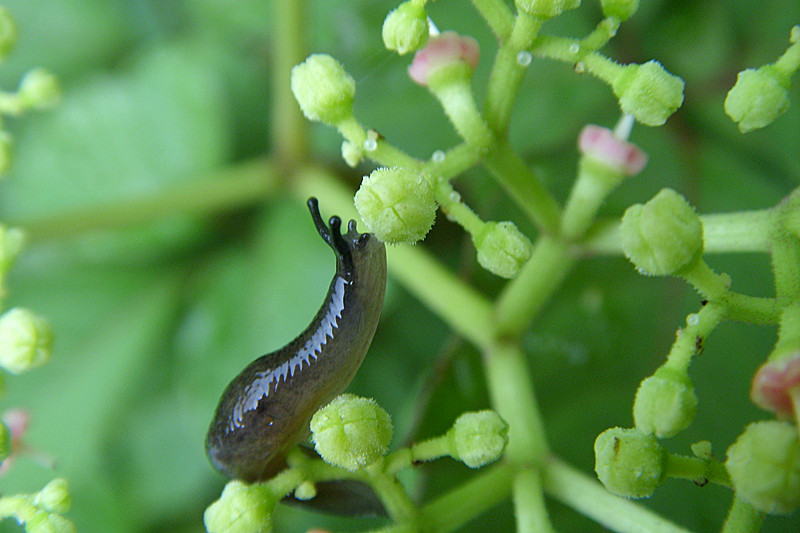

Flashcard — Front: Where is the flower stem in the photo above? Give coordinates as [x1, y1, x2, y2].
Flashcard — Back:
[542, 456, 693, 533]
[470, 0, 513, 40]
[664, 453, 731, 487]
[513, 467, 554, 533]
[721, 497, 764, 533]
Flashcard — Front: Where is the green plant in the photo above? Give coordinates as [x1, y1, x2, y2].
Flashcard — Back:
[1, 1, 799, 532]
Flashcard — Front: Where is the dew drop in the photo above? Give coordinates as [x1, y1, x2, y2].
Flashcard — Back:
[687, 313, 700, 327]
[449, 190, 461, 202]
[516, 51, 532, 66]
[363, 138, 378, 152]
[569, 43, 580, 54]
[431, 149, 445, 162]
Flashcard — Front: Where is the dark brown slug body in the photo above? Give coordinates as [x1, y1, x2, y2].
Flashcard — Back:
[206, 198, 387, 483]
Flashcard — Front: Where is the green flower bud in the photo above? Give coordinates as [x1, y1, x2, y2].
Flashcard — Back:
[0, 307, 53, 374]
[34, 479, 71, 515]
[341, 140, 362, 167]
[310, 394, 393, 472]
[382, 1, 429, 55]
[291, 54, 356, 126]
[447, 410, 508, 468]
[0, 7, 16, 61]
[204, 480, 275, 533]
[18, 68, 61, 110]
[0, 131, 13, 176]
[0, 224, 25, 276]
[612, 61, 684, 126]
[293, 481, 316, 501]
[600, 0, 639, 21]
[515, 0, 581, 19]
[633, 367, 697, 438]
[725, 65, 790, 133]
[354, 167, 437, 244]
[726, 420, 800, 515]
[472, 221, 532, 279]
[25, 511, 76, 533]
[594, 427, 666, 498]
[620, 188, 703, 276]
[0, 420, 10, 463]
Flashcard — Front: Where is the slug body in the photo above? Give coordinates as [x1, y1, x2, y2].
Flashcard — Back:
[206, 198, 387, 482]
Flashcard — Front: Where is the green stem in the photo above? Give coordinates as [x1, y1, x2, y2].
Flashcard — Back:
[483, 12, 543, 134]
[13, 159, 278, 242]
[663, 302, 725, 371]
[561, 157, 625, 241]
[664, 453, 731, 488]
[483, 341, 548, 463]
[494, 235, 574, 338]
[721, 497, 764, 533]
[483, 138, 562, 234]
[434, 179, 484, 235]
[272, 0, 308, 165]
[542, 456, 694, 533]
[431, 69, 493, 149]
[470, 0, 513, 40]
[419, 462, 515, 533]
[338, 116, 424, 170]
[513, 468, 554, 533]
[770, 191, 800, 304]
[365, 464, 419, 524]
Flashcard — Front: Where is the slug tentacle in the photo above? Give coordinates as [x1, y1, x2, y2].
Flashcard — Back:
[206, 197, 387, 484]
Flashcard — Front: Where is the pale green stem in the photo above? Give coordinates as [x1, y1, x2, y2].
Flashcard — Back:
[664, 453, 731, 487]
[770, 192, 800, 304]
[663, 302, 725, 372]
[483, 341, 548, 463]
[434, 179, 484, 236]
[272, 0, 308, 165]
[721, 497, 764, 533]
[513, 468, 554, 533]
[542, 456, 693, 533]
[12, 159, 277, 242]
[365, 463, 419, 524]
[470, 0, 513, 40]
[494, 235, 575, 338]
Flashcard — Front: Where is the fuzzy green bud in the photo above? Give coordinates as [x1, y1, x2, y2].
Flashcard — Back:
[515, 0, 581, 19]
[612, 61, 684, 126]
[472, 221, 532, 279]
[354, 167, 437, 244]
[447, 410, 508, 468]
[33, 479, 72, 515]
[204, 480, 275, 533]
[25, 511, 76, 533]
[0, 307, 53, 374]
[600, 0, 639, 21]
[725, 65, 791, 133]
[726, 420, 800, 514]
[595, 427, 666, 498]
[18, 68, 61, 110]
[382, 1, 429, 55]
[620, 188, 703, 276]
[291, 54, 356, 126]
[633, 367, 697, 438]
[310, 394, 393, 472]
[0, 7, 16, 61]
[0, 224, 25, 276]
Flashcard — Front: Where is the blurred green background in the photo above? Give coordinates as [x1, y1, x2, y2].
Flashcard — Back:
[0, 0, 799, 531]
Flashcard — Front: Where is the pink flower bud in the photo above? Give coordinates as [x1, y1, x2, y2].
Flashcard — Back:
[579, 125, 648, 176]
[751, 352, 800, 418]
[408, 31, 479, 86]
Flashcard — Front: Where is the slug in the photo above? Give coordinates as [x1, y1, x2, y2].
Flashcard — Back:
[206, 197, 387, 483]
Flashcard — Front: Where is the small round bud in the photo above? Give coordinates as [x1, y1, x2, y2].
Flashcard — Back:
[579, 125, 647, 177]
[34, 478, 71, 515]
[750, 351, 800, 418]
[0, 131, 13, 176]
[600, 0, 639, 21]
[294, 481, 316, 501]
[515, 0, 581, 19]
[204, 480, 275, 533]
[612, 61, 684, 126]
[310, 394, 393, 472]
[382, 1, 429, 55]
[18, 68, 61, 110]
[725, 65, 790, 133]
[0, 224, 25, 275]
[0, 7, 17, 61]
[726, 420, 800, 515]
[473, 221, 532, 279]
[408, 31, 479, 87]
[354, 167, 437, 244]
[633, 367, 697, 438]
[26, 510, 77, 533]
[594, 427, 665, 498]
[620, 188, 703, 276]
[447, 410, 508, 468]
[290, 54, 356, 126]
[0, 307, 53, 374]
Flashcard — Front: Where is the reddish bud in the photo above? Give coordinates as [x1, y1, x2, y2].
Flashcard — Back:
[751, 352, 800, 418]
[408, 31, 479, 86]
[579, 125, 648, 176]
